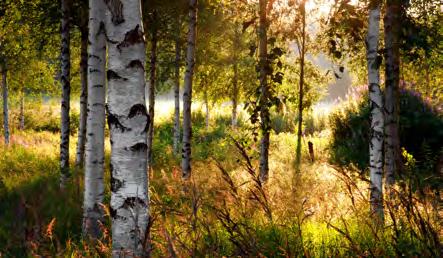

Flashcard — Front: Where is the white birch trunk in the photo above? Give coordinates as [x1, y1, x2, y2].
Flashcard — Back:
[366, 2, 384, 222]
[60, 0, 71, 188]
[1, 69, 9, 145]
[105, 0, 149, 255]
[82, 0, 106, 239]
[181, 0, 197, 179]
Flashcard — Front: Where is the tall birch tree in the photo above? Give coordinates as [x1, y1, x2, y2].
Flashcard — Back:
[82, 0, 106, 239]
[259, 0, 270, 182]
[182, 0, 198, 179]
[366, 0, 384, 222]
[60, 0, 72, 188]
[105, 0, 150, 255]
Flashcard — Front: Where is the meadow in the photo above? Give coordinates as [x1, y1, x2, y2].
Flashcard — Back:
[0, 96, 440, 257]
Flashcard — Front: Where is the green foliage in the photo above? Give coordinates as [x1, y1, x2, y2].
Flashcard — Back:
[329, 87, 443, 178]
[0, 143, 82, 256]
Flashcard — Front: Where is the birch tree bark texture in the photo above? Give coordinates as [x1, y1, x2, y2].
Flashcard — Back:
[82, 0, 106, 239]
[181, 0, 198, 179]
[366, 0, 384, 222]
[259, 0, 270, 183]
[105, 0, 150, 256]
[60, 0, 71, 188]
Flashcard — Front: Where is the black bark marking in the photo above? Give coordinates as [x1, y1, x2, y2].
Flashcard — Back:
[111, 177, 124, 192]
[107, 111, 131, 133]
[117, 25, 144, 51]
[127, 60, 144, 70]
[121, 197, 146, 209]
[110, 207, 125, 220]
[143, 115, 151, 133]
[129, 143, 147, 152]
[104, 0, 124, 25]
[107, 70, 127, 81]
[97, 21, 106, 36]
[110, 207, 117, 219]
[128, 104, 147, 118]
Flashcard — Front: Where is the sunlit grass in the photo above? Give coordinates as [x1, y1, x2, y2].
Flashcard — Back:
[0, 98, 440, 257]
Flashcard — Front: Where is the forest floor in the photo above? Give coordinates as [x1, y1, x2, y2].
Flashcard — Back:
[0, 99, 441, 257]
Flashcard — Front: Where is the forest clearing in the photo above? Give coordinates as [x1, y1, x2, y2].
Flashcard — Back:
[0, 0, 442, 257]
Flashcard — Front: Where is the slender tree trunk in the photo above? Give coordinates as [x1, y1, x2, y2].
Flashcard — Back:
[173, 27, 181, 154]
[147, 12, 158, 175]
[1, 69, 9, 145]
[19, 88, 25, 130]
[232, 62, 238, 128]
[82, 0, 106, 239]
[105, 0, 149, 255]
[204, 87, 209, 130]
[259, 0, 270, 182]
[384, 0, 401, 190]
[76, 25, 88, 167]
[182, 0, 198, 179]
[367, 1, 384, 222]
[295, 1, 306, 174]
[231, 26, 240, 128]
[60, 0, 71, 188]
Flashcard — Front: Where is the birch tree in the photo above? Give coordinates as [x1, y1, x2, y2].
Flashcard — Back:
[105, 0, 150, 255]
[366, 0, 384, 221]
[258, 0, 270, 182]
[60, 0, 71, 188]
[82, 0, 106, 239]
[182, 0, 198, 179]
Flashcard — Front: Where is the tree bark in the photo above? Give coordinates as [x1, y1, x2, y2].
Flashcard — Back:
[259, 0, 270, 183]
[295, 1, 306, 174]
[173, 26, 181, 154]
[231, 26, 239, 128]
[60, 0, 71, 188]
[384, 0, 401, 190]
[105, 0, 149, 256]
[1, 68, 9, 145]
[367, 1, 384, 222]
[147, 11, 158, 175]
[181, 0, 198, 179]
[76, 25, 88, 167]
[82, 0, 106, 239]
[19, 88, 25, 130]
[232, 62, 238, 128]
[204, 87, 209, 130]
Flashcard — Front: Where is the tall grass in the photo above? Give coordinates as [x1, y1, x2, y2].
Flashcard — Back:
[0, 99, 440, 257]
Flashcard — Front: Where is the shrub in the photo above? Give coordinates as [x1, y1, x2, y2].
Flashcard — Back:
[329, 87, 443, 179]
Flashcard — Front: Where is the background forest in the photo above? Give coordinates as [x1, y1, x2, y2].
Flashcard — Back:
[0, 0, 442, 257]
